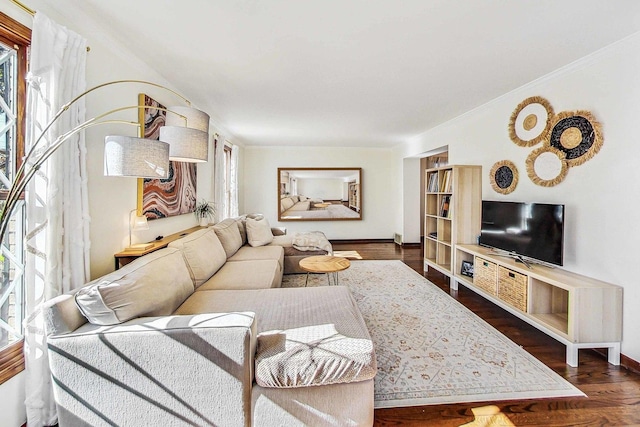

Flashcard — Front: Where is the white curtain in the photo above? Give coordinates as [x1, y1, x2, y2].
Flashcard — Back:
[213, 135, 227, 222]
[23, 13, 90, 427]
[229, 144, 239, 217]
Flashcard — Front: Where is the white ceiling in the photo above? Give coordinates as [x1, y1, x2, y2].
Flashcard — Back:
[35, 1, 640, 148]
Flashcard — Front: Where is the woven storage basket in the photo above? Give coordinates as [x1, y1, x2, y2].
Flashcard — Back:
[498, 266, 528, 311]
[474, 257, 497, 296]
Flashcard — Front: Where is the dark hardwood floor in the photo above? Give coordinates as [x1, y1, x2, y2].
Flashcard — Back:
[331, 241, 640, 427]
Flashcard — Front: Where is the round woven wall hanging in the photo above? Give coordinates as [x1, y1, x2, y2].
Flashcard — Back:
[490, 160, 518, 194]
[526, 146, 568, 187]
[508, 96, 554, 147]
[548, 110, 602, 167]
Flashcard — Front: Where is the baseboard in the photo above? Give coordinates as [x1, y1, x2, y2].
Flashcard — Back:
[621, 353, 640, 374]
[329, 238, 421, 247]
[400, 242, 421, 248]
[330, 238, 394, 244]
[593, 349, 640, 374]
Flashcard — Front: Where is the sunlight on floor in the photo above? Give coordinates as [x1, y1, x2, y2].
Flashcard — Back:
[459, 405, 515, 427]
[333, 250, 363, 259]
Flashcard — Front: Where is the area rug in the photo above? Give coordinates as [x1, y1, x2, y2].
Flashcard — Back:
[281, 260, 584, 408]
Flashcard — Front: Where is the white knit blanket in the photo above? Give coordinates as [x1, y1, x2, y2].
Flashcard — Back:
[292, 231, 333, 254]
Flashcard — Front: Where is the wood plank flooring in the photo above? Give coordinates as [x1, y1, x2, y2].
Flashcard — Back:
[331, 241, 640, 427]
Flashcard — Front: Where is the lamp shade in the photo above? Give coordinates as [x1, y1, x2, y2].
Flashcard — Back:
[159, 126, 208, 162]
[104, 135, 169, 178]
[132, 214, 149, 230]
[166, 106, 210, 133]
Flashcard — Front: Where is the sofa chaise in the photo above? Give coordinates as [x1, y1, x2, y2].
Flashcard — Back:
[43, 216, 376, 426]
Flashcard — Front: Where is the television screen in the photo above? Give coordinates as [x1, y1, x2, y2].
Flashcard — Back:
[478, 201, 564, 266]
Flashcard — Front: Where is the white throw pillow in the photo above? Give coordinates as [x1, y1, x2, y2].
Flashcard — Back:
[246, 216, 274, 247]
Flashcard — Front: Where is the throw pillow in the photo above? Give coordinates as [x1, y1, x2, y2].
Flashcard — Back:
[246, 216, 274, 247]
[235, 216, 247, 245]
[213, 218, 243, 258]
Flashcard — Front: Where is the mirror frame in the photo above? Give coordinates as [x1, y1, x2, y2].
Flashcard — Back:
[277, 167, 362, 221]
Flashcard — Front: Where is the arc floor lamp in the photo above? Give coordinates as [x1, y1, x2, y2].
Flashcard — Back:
[0, 79, 210, 246]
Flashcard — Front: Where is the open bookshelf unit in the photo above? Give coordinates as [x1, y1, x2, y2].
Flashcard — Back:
[348, 182, 360, 212]
[453, 244, 623, 367]
[423, 165, 481, 277]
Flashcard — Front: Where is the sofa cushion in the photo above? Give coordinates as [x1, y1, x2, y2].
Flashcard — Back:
[43, 291, 88, 336]
[246, 217, 274, 247]
[175, 286, 376, 388]
[280, 197, 294, 212]
[288, 201, 310, 211]
[197, 260, 281, 290]
[235, 216, 248, 245]
[269, 234, 293, 248]
[228, 245, 284, 272]
[213, 218, 243, 258]
[75, 248, 193, 325]
[168, 228, 227, 288]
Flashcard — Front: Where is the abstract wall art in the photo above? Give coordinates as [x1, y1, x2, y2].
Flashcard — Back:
[137, 94, 197, 219]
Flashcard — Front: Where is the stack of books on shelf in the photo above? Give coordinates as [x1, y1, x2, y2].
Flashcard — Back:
[427, 173, 439, 192]
[439, 195, 452, 218]
[440, 170, 452, 192]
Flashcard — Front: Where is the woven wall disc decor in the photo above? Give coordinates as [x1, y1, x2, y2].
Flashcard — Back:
[548, 110, 603, 167]
[526, 146, 568, 187]
[490, 160, 518, 194]
[509, 96, 554, 147]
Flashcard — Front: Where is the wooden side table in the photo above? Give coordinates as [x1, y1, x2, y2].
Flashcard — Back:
[298, 255, 351, 286]
[114, 225, 205, 269]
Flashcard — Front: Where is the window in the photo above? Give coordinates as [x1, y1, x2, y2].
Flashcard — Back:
[0, 11, 30, 385]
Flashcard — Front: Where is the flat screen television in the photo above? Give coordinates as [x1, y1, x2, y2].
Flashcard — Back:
[478, 200, 565, 266]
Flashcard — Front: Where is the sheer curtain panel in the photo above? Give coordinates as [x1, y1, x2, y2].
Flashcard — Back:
[213, 135, 227, 223]
[230, 144, 239, 217]
[23, 12, 90, 427]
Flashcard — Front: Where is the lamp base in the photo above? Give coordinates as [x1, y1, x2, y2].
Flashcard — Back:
[124, 242, 154, 251]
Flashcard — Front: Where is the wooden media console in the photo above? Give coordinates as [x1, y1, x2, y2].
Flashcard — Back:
[453, 244, 623, 367]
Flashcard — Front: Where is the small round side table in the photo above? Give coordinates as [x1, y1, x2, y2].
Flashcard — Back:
[298, 255, 351, 286]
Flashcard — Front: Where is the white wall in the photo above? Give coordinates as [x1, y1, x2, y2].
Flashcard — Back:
[298, 178, 343, 200]
[395, 32, 640, 362]
[243, 146, 397, 239]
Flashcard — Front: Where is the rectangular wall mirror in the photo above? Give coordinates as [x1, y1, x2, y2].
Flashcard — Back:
[278, 168, 362, 221]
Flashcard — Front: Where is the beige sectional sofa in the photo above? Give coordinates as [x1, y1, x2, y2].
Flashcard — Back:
[280, 195, 311, 214]
[43, 216, 376, 427]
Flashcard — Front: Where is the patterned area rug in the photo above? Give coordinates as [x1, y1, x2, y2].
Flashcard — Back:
[282, 260, 584, 408]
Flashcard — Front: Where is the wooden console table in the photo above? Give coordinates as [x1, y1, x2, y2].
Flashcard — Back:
[114, 225, 205, 269]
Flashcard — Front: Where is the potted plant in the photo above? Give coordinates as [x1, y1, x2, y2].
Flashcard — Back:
[194, 199, 215, 226]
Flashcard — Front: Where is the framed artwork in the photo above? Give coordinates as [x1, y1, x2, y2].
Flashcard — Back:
[137, 94, 197, 219]
[460, 260, 474, 278]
